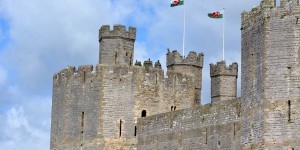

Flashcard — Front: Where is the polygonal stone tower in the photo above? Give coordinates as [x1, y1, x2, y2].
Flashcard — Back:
[241, 0, 300, 149]
[99, 24, 136, 66]
[210, 61, 238, 103]
[166, 50, 204, 104]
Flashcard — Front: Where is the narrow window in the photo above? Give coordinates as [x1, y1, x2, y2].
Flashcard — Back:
[288, 100, 291, 123]
[83, 71, 86, 82]
[115, 52, 118, 65]
[130, 54, 133, 66]
[205, 128, 208, 144]
[119, 119, 122, 137]
[156, 73, 158, 85]
[233, 123, 236, 136]
[141, 110, 147, 117]
[81, 112, 85, 127]
[81, 112, 84, 146]
[218, 141, 221, 145]
[171, 106, 173, 111]
[174, 106, 176, 111]
[134, 126, 137, 136]
[288, 67, 292, 77]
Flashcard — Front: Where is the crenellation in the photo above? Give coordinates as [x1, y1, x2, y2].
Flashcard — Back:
[167, 50, 203, 67]
[135, 60, 142, 66]
[154, 60, 161, 69]
[143, 58, 153, 69]
[99, 24, 136, 41]
[210, 61, 238, 77]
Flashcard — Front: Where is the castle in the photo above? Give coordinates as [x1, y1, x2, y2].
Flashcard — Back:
[50, 0, 300, 149]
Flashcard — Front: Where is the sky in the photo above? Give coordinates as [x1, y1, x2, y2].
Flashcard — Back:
[0, 0, 263, 149]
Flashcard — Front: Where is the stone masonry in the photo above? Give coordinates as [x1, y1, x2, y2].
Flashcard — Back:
[50, 24, 203, 150]
[51, 0, 300, 149]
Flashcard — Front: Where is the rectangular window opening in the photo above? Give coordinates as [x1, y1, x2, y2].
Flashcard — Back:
[205, 128, 208, 144]
[233, 123, 236, 137]
[134, 126, 137, 136]
[81, 112, 85, 127]
[119, 120, 122, 138]
[156, 73, 158, 85]
[288, 100, 291, 123]
[83, 71, 86, 82]
[288, 67, 292, 77]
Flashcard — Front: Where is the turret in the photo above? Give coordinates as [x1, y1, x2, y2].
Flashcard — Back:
[166, 50, 204, 104]
[210, 61, 238, 103]
[99, 24, 136, 66]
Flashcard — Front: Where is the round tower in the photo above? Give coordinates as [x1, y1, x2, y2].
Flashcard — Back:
[166, 50, 204, 104]
[99, 24, 136, 66]
[210, 61, 238, 103]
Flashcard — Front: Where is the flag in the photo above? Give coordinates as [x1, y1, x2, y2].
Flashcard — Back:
[208, 11, 223, 18]
[170, 0, 184, 7]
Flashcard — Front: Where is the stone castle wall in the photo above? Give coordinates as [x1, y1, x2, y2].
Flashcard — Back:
[50, 61, 199, 149]
[51, 0, 300, 149]
[241, 0, 300, 149]
[137, 98, 241, 150]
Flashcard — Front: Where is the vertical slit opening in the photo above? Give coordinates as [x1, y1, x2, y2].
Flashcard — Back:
[171, 106, 173, 111]
[288, 100, 291, 122]
[233, 123, 236, 136]
[174, 106, 176, 111]
[205, 128, 208, 144]
[83, 71, 86, 82]
[288, 67, 292, 77]
[156, 73, 158, 85]
[81, 112, 84, 146]
[134, 126, 137, 136]
[115, 52, 118, 65]
[81, 112, 84, 127]
[119, 119, 122, 138]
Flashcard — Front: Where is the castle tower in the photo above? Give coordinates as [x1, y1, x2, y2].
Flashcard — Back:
[210, 61, 238, 103]
[166, 50, 204, 104]
[99, 24, 136, 66]
[241, 0, 300, 149]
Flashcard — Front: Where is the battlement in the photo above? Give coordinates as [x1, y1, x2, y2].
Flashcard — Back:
[154, 60, 162, 69]
[99, 24, 136, 41]
[241, 0, 300, 30]
[166, 50, 204, 68]
[53, 62, 165, 83]
[143, 58, 153, 69]
[210, 61, 238, 77]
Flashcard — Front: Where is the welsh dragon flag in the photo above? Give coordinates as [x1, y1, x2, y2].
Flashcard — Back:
[208, 11, 223, 18]
[170, 0, 184, 7]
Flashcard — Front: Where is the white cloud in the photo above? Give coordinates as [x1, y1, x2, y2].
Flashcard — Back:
[0, 105, 50, 150]
[134, 42, 149, 62]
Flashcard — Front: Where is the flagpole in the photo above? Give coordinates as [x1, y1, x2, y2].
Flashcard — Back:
[222, 8, 225, 61]
[183, 0, 186, 58]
